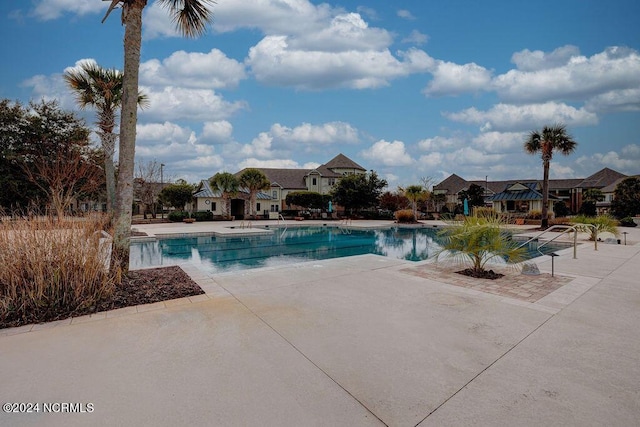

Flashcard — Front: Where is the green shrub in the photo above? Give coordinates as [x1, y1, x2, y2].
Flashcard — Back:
[527, 210, 542, 220]
[571, 214, 619, 240]
[554, 201, 571, 217]
[191, 211, 213, 221]
[0, 215, 117, 327]
[168, 211, 189, 222]
[619, 217, 637, 227]
[472, 207, 497, 219]
[395, 209, 415, 223]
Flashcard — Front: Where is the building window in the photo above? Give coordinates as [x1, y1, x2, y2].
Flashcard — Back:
[312, 177, 317, 185]
[211, 202, 217, 211]
[271, 204, 279, 212]
[272, 190, 278, 199]
[328, 178, 335, 186]
[256, 202, 261, 212]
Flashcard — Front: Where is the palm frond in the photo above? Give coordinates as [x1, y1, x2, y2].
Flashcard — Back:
[158, 0, 215, 38]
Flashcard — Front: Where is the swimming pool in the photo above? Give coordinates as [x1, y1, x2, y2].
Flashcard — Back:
[130, 226, 570, 274]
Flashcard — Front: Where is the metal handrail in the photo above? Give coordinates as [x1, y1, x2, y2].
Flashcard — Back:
[516, 223, 598, 259]
[278, 214, 287, 235]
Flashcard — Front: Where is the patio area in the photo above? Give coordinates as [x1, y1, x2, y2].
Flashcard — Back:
[1, 221, 639, 426]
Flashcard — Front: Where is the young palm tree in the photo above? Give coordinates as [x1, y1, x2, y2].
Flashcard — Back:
[102, 0, 214, 270]
[64, 62, 148, 214]
[210, 172, 239, 219]
[524, 124, 577, 229]
[403, 185, 427, 222]
[238, 168, 270, 219]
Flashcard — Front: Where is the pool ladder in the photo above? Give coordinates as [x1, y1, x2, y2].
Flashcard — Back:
[516, 223, 598, 259]
[277, 214, 288, 236]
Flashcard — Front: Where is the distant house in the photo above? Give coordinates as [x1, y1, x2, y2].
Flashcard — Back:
[432, 167, 628, 215]
[598, 174, 640, 215]
[488, 182, 559, 214]
[191, 153, 367, 219]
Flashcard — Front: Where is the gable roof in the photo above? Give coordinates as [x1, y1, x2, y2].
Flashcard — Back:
[488, 182, 559, 202]
[323, 153, 366, 171]
[193, 180, 271, 199]
[601, 175, 640, 193]
[577, 168, 627, 189]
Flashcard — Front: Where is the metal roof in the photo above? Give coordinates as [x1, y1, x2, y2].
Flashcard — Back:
[488, 182, 559, 201]
[193, 180, 270, 200]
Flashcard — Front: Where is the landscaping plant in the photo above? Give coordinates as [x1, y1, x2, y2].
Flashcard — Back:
[570, 214, 619, 241]
[436, 215, 527, 278]
[0, 214, 117, 327]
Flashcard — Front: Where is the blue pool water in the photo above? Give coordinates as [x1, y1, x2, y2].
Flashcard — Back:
[130, 226, 568, 274]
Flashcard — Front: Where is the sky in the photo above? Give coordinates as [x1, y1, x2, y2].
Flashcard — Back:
[1, 0, 639, 188]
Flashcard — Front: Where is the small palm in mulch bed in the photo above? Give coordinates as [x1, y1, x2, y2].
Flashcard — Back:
[456, 268, 504, 280]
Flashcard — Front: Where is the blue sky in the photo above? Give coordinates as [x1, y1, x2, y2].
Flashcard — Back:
[1, 0, 639, 188]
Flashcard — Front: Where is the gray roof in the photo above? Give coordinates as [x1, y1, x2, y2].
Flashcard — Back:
[435, 174, 592, 195]
[193, 180, 270, 199]
[323, 153, 366, 171]
[577, 168, 627, 189]
[601, 175, 640, 193]
[488, 182, 559, 202]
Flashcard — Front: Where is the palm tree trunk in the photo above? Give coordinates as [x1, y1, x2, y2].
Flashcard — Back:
[541, 159, 550, 229]
[113, 0, 145, 273]
[102, 131, 117, 214]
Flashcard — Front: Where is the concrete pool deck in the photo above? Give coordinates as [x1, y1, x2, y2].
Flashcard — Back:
[1, 220, 639, 426]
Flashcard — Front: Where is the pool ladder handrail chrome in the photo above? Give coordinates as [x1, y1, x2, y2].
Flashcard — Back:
[338, 217, 352, 234]
[515, 223, 598, 259]
[277, 214, 287, 236]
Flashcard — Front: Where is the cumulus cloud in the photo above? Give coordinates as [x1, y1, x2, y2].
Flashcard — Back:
[494, 46, 640, 104]
[140, 49, 246, 89]
[270, 122, 359, 145]
[511, 45, 581, 72]
[576, 144, 640, 174]
[361, 140, 414, 167]
[418, 135, 464, 151]
[445, 102, 598, 132]
[237, 158, 303, 170]
[423, 60, 493, 96]
[397, 10, 416, 20]
[31, 0, 104, 20]
[139, 86, 246, 122]
[402, 30, 429, 45]
[471, 131, 527, 153]
[584, 88, 640, 113]
[201, 121, 234, 143]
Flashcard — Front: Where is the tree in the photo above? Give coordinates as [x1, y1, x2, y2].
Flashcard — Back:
[436, 215, 527, 277]
[134, 160, 163, 219]
[102, 0, 214, 271]
[285, 191, 324, 211]
[379, 191, 409, 212]
[331, 171, 387, 215]
[238, 168, 270, 218]
[210, 172, 238, 218]
[524, 124, 577, 228]
[64, 61, 148, 214]
[583, 188, 604, 203]
[553, 200, 570, 218]
[0, 99, 98, 212]
[611, 177, 640, 219]
[402, 185, 427, 221]
[458, 183, 485, 208]
[159, 180, 194, 211]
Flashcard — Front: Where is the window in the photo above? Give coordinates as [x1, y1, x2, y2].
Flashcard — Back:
[312, 177, 317, 185]
[272, 190, 278, 199]
[256, 203, 261, 212]
[271, 204, 279, 212]
[328, 178, 335, 186]
[211, 202, 217, 211]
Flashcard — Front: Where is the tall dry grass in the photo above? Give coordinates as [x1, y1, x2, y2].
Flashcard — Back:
[0, 214, 118, 326]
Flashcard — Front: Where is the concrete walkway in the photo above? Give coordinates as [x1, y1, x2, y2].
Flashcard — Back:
[1, 222, 639, 426]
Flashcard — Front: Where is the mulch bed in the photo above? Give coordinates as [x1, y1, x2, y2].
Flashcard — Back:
[1, 266, 204, 330]
[457, 268, 504, 280]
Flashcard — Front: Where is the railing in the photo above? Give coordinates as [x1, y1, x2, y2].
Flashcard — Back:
[278, 214, 287, 235]
[239, 220, 252, 229]
[338, 217, 352, 234]
[515, 223, 598, 259]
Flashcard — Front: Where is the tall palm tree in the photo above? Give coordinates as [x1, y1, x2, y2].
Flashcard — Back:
[524, 124, 577, 229]
[210, 172, 239, 219]
[64, 62, 148, 214]
[239, 168, 270, 218]
[102, 0, 214, 271]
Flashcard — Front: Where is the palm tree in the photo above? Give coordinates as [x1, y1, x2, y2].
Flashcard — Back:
[64, 62, 148, 214]
[238, 168, 270, 219]
[210, 172, 239, 219]
[524, 124, 577, 229]
[403, 185, 427, 222]
[102, 0, 214, 270]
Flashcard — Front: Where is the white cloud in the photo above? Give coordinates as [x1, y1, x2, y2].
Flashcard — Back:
[471, 131, 527, 153]
[423, 61, 493, 96]
[361, 140, 414, 167]
[584, 88, 640, 113]
[511, 45, 581, 72]
[237, 158, 303, 170]
[31, 0, 104, 21]
[202, 121, 234, 143]
[270, 122, 359, 145]
[247, 36, 432, 89]
[576, 144, 640, 174]
[139, 86, 246, 122]
[397, 10, 416, 20]
[445, 102, 598, 132]
[494, 46, 640, 104]
[402, 30, 429, 45]
[240, 132, 275, 158]
[418, 152, 444, 169]
[418, 136, 464, 151]
[140, 49, 246, 89]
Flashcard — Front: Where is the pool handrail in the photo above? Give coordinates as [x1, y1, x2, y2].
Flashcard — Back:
[516, 223, 597, 259]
